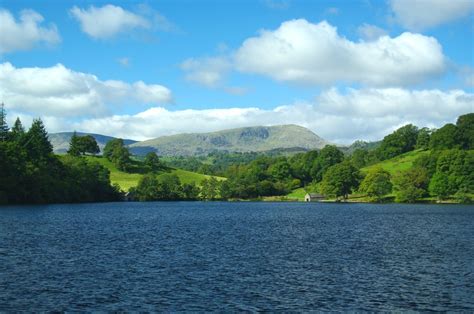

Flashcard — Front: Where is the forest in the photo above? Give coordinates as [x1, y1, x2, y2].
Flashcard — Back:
[1, 104, 473, 204]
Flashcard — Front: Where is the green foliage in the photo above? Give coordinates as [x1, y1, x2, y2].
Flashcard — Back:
[359, 167, 392, 201]
[311, 145, 345, 181]
[144, 152, 162, 172]
[25, 119, 53, 161]
[131, 173, 199, 201]
[67, 132, 81, 156]
[428, 172, 453, 200]
[10, 117, 25, 142]
[0, 103, 9, 142]
[376, 124, 419, 160]
[392, 167, 429, 203]
[429, 123, 458, 150]
[428, 149, 474, 200]
[0, 109, 120, 204]
[78, 135, 100, 155]
[415, 127, 431, 150]
[351, 148, 369, 169]
[103, 138, 132, 172]
[201, 177, 219, 200]
[320, 161, 360, 200]
[456, 113, 474, 150]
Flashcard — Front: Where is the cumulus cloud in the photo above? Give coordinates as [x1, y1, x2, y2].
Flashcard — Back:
[70, 4, 150, 39]
[0, 62, 172, 117]
[71, 88, 473, 143]
[389, 0, 474, 30]
[0, 9, 60, 53]
[180, 56, 232, 88]
[357, 23, 388, 41]
[234, 19, 446, 86]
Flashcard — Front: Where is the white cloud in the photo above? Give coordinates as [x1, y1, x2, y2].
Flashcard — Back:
[72, 88, 473, 143]
[0, 62, 172, 117]
[180, 56, 231, 87]
[389, 0, 474, 30]
[0, 9, 60, 53]
[235, 19, 446, 86]
[357, 23, 388, 41]
[70, 4, 150, 39]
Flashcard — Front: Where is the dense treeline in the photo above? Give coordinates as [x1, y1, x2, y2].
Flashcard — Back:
[0, 106, 120, 204]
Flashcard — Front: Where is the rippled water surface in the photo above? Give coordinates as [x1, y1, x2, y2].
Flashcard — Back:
[1, 202, 473, 311]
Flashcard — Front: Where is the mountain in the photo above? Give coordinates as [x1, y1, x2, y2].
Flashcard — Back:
[49, 132, 137, 154]
[339, 140, 381, 155]
[128, 125, 329, 156]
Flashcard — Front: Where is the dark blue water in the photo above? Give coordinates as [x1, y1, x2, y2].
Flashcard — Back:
[1, 202, 473, 311]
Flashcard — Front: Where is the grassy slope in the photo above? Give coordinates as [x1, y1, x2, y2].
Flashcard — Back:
[360, 149, 429, 175]
[85, 156, 225, 192]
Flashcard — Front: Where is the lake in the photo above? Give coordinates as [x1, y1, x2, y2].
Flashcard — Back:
[0, 202, 473, 311]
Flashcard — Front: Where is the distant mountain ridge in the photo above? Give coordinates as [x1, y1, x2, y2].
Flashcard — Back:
[128, 125, 329, 156]
[50, 125, 330, 156]
[49, 132, 137, 154]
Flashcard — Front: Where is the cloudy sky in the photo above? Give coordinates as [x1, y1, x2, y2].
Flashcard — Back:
[0, 0, 473, 143]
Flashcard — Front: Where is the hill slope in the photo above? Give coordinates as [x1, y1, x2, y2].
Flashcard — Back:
[84, 156, 225, 192]
[360, 149, 430, 175]
[50, 132, 137, 154]
[129, 125, 329, 156]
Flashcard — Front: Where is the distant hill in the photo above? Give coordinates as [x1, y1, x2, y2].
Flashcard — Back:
[128, 125, 329, 156]
[339, 140, 381, 155]
[49, 132, 137, 154]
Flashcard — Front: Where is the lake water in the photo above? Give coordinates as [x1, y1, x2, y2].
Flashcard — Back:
[0, 202, 473, 311]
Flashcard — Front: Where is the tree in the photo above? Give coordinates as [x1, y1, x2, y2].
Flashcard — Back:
[428, 172, 453, 200]
[133, 174, 160, 201]
[456, 113, 474, 149]
[269, 160, 291, 181]
[415, 127, 431, 150]
[429, 123, 458, 150]
[103, 138, 132, 171]
[77, 135, 100, 155]
[376, 124, 419, 160]
[392, 167, 429, 202]
[144, 152, 161, 172]
[25, 118, 53, 161]
[201, 177, 219, 200]
[359, 167, 392, 202]
[67, 131, 81, 156]
[182, 182, 200, 200]
[351, 148, 369, 169]
[311, 145, 344, 182]
[320, 161, 360, 200]
[0, 103, 9, 142]
[10, 117, 25, 143]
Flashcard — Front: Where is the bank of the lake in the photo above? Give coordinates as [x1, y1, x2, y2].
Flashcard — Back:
[1, 202, 473, 311]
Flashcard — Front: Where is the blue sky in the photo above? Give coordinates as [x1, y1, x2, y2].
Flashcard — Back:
[0, 0, 473, 143]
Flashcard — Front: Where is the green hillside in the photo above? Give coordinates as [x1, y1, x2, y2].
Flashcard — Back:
[360, 149, 429, 175]
[85, 156, 225, 192]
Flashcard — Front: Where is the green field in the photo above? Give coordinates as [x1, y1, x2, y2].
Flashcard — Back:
[286, 187, 307, 200]
[85, 156, 225, 191]
[360, 149, 429, 175]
